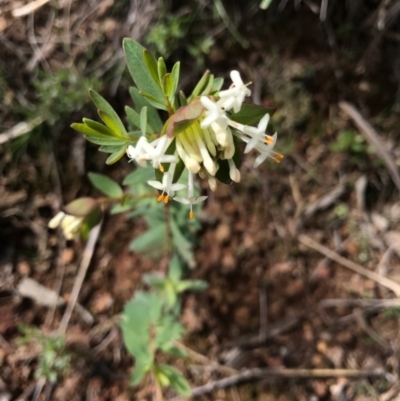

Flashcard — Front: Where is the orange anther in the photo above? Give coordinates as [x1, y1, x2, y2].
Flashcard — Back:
[164, 195, 169, 204]
[157, 194, 164, 202]
[189, 210, 194, 219]
[159, 165, 164, 172]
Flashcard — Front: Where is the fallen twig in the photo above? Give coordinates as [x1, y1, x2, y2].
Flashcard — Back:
[0, 117, 44, 145]
[339, 101, 400, 192]
[172, 368, 386, 400]
[298, 234, 400, 296]
[12, 0, 51, 17]
[58, 222, 102, 334]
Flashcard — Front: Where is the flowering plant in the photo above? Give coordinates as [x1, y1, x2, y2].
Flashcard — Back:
[49, 39, 282, 396]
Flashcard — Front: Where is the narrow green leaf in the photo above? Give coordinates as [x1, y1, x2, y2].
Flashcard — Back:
[168, 254, 183, 282]
[123, 168, 155, 187]
[139, 90, 168, 111]
[157, 365, 191, 396]
[125, 106, 141, 130]
[211, 77, 224, 93]
[88, 172, 123, 198]
[71, 122, 103, 137]
[106, 146, 127, 165]
[201, 74, 214, 96]
[176, 280, 209, 292]
[140, 107, 147, 137]
[84, 135, 129, 146]
[155, 315, 183, 348]
[229, 103, 276, 125]
[260, 0, 273, 10]
[179, 91, 188, 107]
[99, 145, 123, 153]
[143, 273, 166, 289]
[98, 110, 122, 136]
[157, 57, 167, 83]
[123, 39, 165, 104]
[161, 344, 187, 358]
[89, 90, 127, 135]
[130, 225, 168, 257]
[130, 87, 163, 131]
[63, 197, 97, 217]
[163, 73, 174, 101]
[171, 62, 180, 96]
[143, 49, 162, 88]
[189, 70, 210, 102]
[82, 118, 114, 136]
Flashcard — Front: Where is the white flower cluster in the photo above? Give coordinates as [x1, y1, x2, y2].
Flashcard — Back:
[127, 70, 282, 218]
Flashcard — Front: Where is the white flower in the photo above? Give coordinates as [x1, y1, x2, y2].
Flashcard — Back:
[200, 96, 228, 129]
[173, 171, 207, 218]
[242, 113, 272, 154]
[137, 135, 178, 171]
[147, 161, 186, 203]
[228, 158, 240, 182]
[218, 70, 251, 113]
[252, 132, 283, 167]
[48, 211, 83, 240]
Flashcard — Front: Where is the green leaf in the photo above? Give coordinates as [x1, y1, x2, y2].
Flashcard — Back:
[176, 279, 209, 292]
[168, 254, 183, 282]
[123, 39, 166, 107]
[129, 87, 163, 132]
[201, 74, 214, 96]
[143, 273, 166, 289]
[212, 77, 224, 93]
[124, 168, 155, 187]
[260, 0, 273, 9]
[156, 365, 191, 396]
[98, 110, 123, 136]
[163, 73, 174, 102]
[140, 107, 147, 137]
[171, 62, 180, 96]
[106, 146, 127, 165]
[189, 70, 210, 102]
[170, 220, 193, 264]
[179, 91, 188, 107]
[84, 135, 129, 146]
[139, 90, 168, 111]
[82, 118, 114, 136]
[99, 145, 123, 153]
[157, 57, 167, 83]
[229, 103, 276, 125]
[89, 90, 127, 135]
[80, 207, 103, 240]
[161, 344, 187, 358]
[71, 122, 105, 137]
[131, 358, 152, 386]
[88, 172, 123, 198]
[155, 315, 183, 349]
[163, 101, 204, 138]
[130, 225, 168, 257]
[125, 106, 141, 130]
[63, 197, 97, 217]
[143, 49, 161, 88]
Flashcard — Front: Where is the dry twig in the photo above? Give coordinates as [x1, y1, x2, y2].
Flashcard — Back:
[58, 222, 102, 334]
[339, 101, 400, 192]
[0, 117, 44, 145]
[171, 368, 386, 400]
[298, 234, 400, 296]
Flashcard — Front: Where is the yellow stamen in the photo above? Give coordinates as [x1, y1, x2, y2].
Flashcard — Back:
[159, 165, 164, 172]
[273, 157, 281, 164]
[265, 136, 274, 145]
[164, 195, 169, 204]
[275, 153, 284, 159]
[157, 194, 164, 202]
[189, 210, 194, 219]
